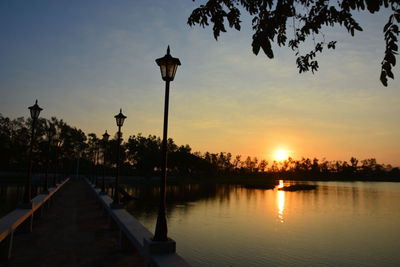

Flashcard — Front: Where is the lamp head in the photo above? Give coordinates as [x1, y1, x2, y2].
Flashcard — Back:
[102, 130, 110, 141]
[155, 46, 181, 81]
[114, 108, 127, 127]
[28, 100, 43, 120]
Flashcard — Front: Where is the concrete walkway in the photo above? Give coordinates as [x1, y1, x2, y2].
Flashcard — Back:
[4, 179, 143, 267]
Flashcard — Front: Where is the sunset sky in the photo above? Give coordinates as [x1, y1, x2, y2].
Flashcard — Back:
[1, 1, 399, 166]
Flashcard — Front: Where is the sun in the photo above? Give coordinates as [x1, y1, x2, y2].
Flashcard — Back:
[274, 149, 289, 161]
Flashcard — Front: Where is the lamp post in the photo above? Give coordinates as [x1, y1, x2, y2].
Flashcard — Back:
[111, 109, 126, 207]
[23, 100, 43, 204]
[101, 130, 110, 194]
[43, 121, 54, 194]
[53, 138, 63, 186]
[153, 46, 181, 241]
[75, 144, 80, 180]
[94, 141, 100, 187]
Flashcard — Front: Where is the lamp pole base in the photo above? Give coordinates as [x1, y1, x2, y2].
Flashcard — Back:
[144, 237, 176, 254]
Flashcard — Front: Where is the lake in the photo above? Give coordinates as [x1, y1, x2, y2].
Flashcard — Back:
[124, 180, 400, 266]
[1, 179, 399, 266]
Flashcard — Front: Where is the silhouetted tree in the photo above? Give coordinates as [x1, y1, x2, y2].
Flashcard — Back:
[244, 156, 252, 172]
[233, 154, 242, 169]
[259, 159, 268, 172]
[125, 134, 161, 173]
[1, 114, 399, 181]
[188, 0, 399, 86]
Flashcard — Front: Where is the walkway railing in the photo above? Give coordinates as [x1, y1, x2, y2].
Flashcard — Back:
[85, 178, 191, 267]
[0, 178, 70, 260]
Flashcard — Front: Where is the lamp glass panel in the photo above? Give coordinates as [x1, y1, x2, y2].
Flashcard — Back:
[30, 109, 36, 119]
[30, 108, 41, 119]
[160, 65, 167, 79]
[166, 63, 174, 79]
[116, 117, 125, 127]
[171, 64, 178, 80]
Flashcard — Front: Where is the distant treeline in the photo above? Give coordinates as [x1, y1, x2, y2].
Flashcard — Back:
[0, 114, 399, 181]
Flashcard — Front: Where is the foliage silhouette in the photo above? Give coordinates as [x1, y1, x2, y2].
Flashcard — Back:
[0, 114, 399, 182]
[188, 0, 400, 86]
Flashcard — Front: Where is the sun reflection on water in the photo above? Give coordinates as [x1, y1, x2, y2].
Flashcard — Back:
[277, 180, 285, 223]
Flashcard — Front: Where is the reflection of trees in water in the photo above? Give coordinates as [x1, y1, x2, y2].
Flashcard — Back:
[122, 183, 240, 217]
[0, 184, 25, 217]
[122, 182, 279, 219]
[0, 178, 47, 217]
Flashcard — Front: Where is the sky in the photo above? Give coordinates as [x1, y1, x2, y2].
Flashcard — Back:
[0, 0, 399, 166]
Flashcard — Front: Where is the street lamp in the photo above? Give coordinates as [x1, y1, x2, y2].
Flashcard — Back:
[23, 100, 43, 204]
[53, 138, 63, 186]
[111, 109, 126, 207]
[43, 121, 54, 194]
[75, 144, 80, 180]
[94, 141, 100, 187]
[153, 46, 181, 241]
[101, 130, 110, 194]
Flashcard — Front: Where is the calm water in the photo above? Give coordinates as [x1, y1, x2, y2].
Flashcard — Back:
[0, 183, 44, 217]
[124, 181, 400, 266]
[0, 184, 25, 217]
[0, 175, 52, 216]
[1, 180, 399, 266]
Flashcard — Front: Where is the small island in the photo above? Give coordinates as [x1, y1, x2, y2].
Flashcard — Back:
[278, 184, 317, 191]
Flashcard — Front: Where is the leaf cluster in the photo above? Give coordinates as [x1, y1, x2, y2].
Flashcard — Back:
[188, 0, 400, 86]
